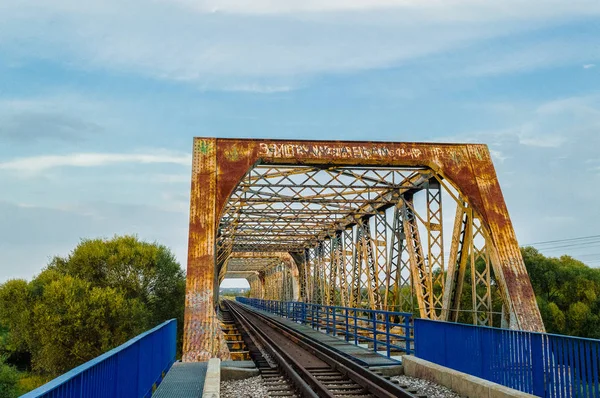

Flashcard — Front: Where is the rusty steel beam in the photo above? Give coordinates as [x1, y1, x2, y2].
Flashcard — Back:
[184, 138, 230, 362]
[185, 138, 544, 360]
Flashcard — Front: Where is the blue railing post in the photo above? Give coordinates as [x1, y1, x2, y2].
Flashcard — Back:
[302, 302, 306, 325]
[372, 311, 378, 353]
[530, 333, 545, 396]
[353, 310, 358, 345]
[326, 306, 330, 334]
[332, 308, 337, 337]
[345, 308, 349, 342]
[405, 315, 411, 355]
[385, 313, 391, 358]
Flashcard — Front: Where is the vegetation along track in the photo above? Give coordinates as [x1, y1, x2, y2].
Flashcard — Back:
[223, 300, 424, 398]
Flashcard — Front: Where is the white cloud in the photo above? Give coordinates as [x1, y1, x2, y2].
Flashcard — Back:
[437, 96, 600, 251]
[463, 37, 598, 76]
[0, 151, 192, 174]
[517, 133, 565, 148]
[224, 84, 295, 93]
[583, 64, 596, 69]
[489, 149, 508, 162]
[165, 0, 600, 17]
[452, 95, 600, 149]
[0, 0, 599, 86]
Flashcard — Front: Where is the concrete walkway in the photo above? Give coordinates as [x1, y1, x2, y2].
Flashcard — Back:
[153, 362, 208, 398]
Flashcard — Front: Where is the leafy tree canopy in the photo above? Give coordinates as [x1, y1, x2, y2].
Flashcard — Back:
[522, 247, 600, 339]
[0, 235, 185, 381]
[47, 236, 185, 327]
[32, 275, 147, 374]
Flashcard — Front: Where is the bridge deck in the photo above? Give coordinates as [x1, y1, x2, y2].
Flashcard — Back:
[153, 362, 207, 398]
[240, 303, 401, 367]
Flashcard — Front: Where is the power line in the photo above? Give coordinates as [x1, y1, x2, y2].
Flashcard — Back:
[522, 234, 600, 247]
[535, 241, 600, 252]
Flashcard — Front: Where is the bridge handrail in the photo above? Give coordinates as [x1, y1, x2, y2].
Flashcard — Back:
[21, 319, 177, 398]
[415, 318, 600, 397]
[237, 297, 413, 357]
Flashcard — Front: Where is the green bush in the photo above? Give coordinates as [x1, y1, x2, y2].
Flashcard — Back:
[0, 359, 20, 398]
[16, 374, 48, 395]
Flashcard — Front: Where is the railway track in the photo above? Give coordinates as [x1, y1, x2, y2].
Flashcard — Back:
[223, 300, 424, 398]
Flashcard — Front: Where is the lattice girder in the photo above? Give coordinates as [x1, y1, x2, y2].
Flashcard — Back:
[184, 138, 544, 361]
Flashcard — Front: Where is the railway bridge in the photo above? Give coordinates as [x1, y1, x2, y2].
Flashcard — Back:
[24, 138, 600, 398]
[183, 137, 544, 361]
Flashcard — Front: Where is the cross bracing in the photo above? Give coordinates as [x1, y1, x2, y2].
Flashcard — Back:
[219, 166, 430, 252]
[218, 164, 502, 326]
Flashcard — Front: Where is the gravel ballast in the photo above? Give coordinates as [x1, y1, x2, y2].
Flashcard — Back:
[221, 370, 461, 398]
[221, 375, 269, 398]
[392, 375, 462, 398]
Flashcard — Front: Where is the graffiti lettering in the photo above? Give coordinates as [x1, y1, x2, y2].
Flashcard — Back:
[258, 143, 423, 160]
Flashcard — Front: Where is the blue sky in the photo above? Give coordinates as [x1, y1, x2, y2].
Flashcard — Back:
[1, 0, 600, 284]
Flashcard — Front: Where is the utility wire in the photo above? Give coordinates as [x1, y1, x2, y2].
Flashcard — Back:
[533, 242, 600, 252]
[522, 234, 600, 247]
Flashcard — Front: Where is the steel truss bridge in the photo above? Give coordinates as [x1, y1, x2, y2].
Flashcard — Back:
[24, 138, 600, 398]
[183, 138, 544, 362]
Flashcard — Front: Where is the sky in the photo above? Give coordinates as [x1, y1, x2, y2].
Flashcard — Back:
[1, 0, 600, 286]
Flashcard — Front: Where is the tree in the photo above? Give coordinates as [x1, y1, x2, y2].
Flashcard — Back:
[0, 280, 33, 355]
[47, 236, 185, 328]
[522, 247, 600, 339]
[32, 275, 147, 374]
[0, 357, 20, 398]
[0, 280, 34, 371]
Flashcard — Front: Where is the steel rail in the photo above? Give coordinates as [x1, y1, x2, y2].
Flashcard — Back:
[227, 300, 418, 398]
[225, 301, 331, 398]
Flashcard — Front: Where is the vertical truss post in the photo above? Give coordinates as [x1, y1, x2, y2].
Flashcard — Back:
[308, 248, 315, 304]
[350, 224, 363, 307]
[323, 238, 334, 306]
[329, 231, 344, 306]
[402, 194, 435, 319]
[384, 206, 397, 311]
[426, 178, 444, 319]
[248, 274, 264, 299]
[471, 216, 494, 326]
[313, 244, 325, 305]
[357, 217, 383, 310]
[373, 212, 388, 310]
[342, 228, 354, 308]
[302, 249, 310, 302]
[386, 201, 413, 312]
[441, 202, 471, 322]
[264, 269, 273, 299]
[282, 263, 289, 301]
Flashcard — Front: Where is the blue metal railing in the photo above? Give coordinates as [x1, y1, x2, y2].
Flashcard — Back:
[415, 319, 600, 398]
[21, 319, 177, 398]
[237, 297, 413, 357]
